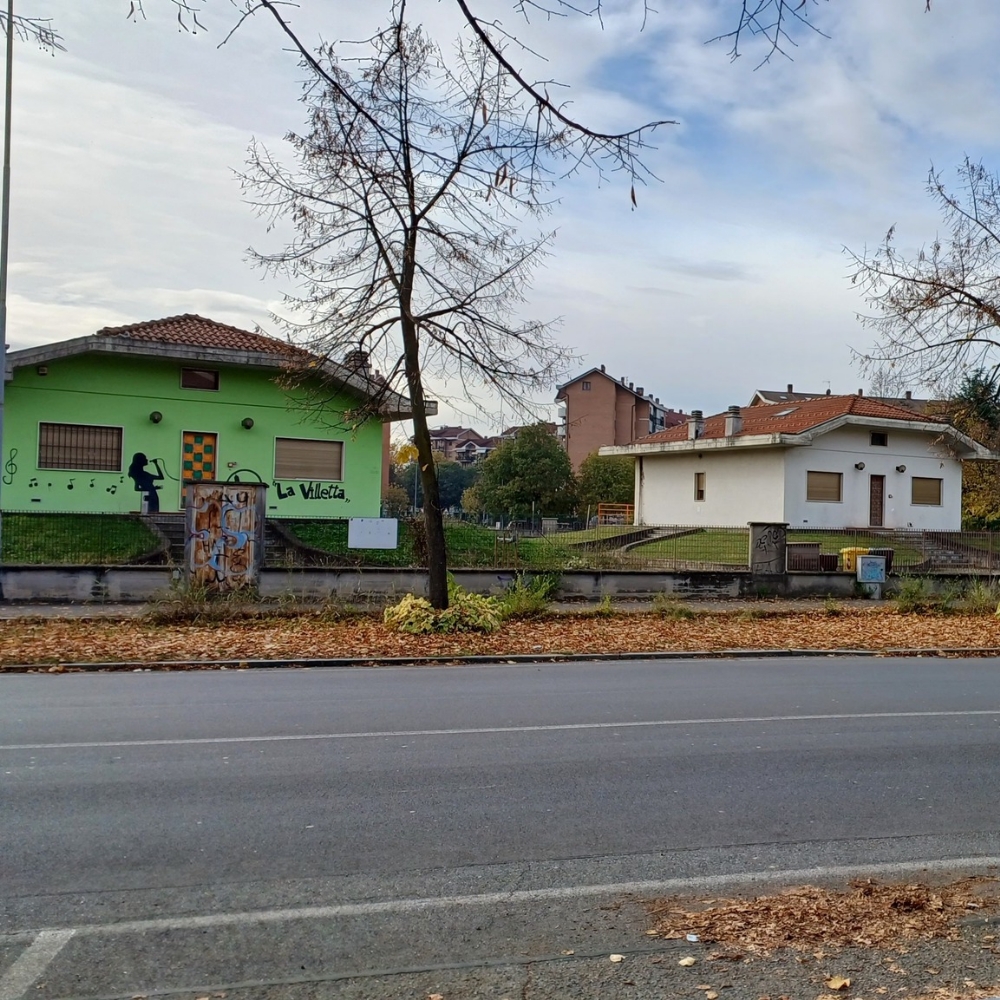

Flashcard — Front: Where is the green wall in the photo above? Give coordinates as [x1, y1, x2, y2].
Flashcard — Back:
[1, 352, 386, 517]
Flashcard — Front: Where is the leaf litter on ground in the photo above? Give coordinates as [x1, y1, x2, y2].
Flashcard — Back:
[7, 608, 1000, 666]
[646, 878, 1000, 955]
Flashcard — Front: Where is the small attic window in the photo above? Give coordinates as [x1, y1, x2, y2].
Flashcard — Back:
[870, 431, 888, 447]
[581, 380, 592, 391]
[774, 407, 799, 417]
[181, 368, 220, 391]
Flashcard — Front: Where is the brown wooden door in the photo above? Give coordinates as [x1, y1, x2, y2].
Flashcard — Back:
[869, 474, 885, 527]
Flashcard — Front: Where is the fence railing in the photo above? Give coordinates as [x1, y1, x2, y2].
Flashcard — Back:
[0, 512, 167, 566]
[4, 512, 1000, 574]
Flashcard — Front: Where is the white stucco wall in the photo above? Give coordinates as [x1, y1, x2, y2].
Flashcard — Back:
[636, 448, 786, 526]
[782, 426, 963, 530]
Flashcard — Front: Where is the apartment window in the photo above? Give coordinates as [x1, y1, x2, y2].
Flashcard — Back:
[581, 380, 592, 391]
[870, 431, 888, 447]
[181, 368, 220, 391]
[274, 437, 344, 480]
[806, 471, 842, 503]
[911, 476, 942, 506]
[38, 422, 122, 471]
[694, 471, 706, 502]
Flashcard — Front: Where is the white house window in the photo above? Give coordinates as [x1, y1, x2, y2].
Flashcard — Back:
[38, 422, 123, 471]
[806, 471, 842, 503]
[274, 438, 344, 481]
[181, 368, 220, 390]
[870, 432, 888, 447]
[694, 471, 706, 502]
[911, 476, 942, 506]
[581, 380, 592, 391]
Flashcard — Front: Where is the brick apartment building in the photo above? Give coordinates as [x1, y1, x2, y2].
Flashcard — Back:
[555, 366, 686, 470]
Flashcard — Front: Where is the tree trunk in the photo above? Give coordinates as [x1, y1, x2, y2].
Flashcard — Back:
[399, 313, 448, 609]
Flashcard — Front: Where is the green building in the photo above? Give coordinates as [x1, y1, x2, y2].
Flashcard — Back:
[2, 315, 417, 518]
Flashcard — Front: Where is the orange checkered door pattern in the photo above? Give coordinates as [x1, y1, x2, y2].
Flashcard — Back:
[181, 431, 218, 482]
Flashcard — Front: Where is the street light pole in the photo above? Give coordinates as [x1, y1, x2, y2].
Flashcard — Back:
[0, 0, 13, 599]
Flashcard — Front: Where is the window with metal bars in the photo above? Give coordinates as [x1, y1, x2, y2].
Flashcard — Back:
[38, 422, 123, 471]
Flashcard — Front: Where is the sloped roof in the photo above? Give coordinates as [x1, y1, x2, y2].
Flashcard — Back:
[752, 387, 938, 414]
[97, 314, 305, 356]
[642, 395, 945, 445]
[6, 314, 430, 420]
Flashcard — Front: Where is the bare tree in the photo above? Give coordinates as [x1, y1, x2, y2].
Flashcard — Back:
[242, 11, 580, 608]
[849, 158, 1000, 391]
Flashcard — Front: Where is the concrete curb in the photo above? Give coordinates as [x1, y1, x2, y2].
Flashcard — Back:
[3, 647, 1000, 673]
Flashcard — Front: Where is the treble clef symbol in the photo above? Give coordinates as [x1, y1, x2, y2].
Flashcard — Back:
[2, 447, 17, 486]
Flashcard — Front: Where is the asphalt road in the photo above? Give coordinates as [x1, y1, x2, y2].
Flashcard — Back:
[4, 656, 1000, 999]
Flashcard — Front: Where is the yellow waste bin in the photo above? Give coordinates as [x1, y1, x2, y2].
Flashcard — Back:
[840, 547, 870, 572]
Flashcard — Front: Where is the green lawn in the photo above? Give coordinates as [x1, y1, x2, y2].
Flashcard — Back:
[283, 519, 508, 568]
[626, 529, 750, 566]
[1, 513, 161, 565]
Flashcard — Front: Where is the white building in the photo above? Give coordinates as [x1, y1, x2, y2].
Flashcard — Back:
[599, 395, 994, 530]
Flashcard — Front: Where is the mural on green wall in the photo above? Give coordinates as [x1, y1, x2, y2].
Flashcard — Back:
[127, 454, 166, 513]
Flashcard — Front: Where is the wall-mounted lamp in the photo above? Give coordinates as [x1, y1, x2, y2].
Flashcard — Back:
[241, 417, 255, 430]
[854, 461, 866, 470]
[36, 365, 47, 376]
[895, 464, 906, 473]
[149, 411, 163, 424]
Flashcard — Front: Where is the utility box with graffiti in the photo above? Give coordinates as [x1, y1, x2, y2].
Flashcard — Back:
[185, 481, 267, 592]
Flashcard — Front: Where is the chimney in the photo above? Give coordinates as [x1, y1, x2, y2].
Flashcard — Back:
[636, 386, 644, 396]
[826, 388, 831, 395]
[343, 348, 371, 377]
[787, 383, 794, 393]
[905, 390, 912, 400]
[600, 364, 606, 372]
[629, 382, 634, 391]
[688, 409, 705, 440]
[858, 388, 864, 396]
[724, 405, 742, 437]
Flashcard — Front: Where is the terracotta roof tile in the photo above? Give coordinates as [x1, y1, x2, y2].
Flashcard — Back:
[641, 395, 944, 444]
[98, 313, 303, 356]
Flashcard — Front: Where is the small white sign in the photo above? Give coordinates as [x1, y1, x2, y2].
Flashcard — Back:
[348, 517, 399, 550]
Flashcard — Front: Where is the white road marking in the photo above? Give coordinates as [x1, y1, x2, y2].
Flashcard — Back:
[18, 856, 1000, 940]
[1, 709, 999, 752]
[0, 930, 75, 1000]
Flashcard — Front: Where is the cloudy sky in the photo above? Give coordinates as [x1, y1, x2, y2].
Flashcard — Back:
[6, 1, 1000, 431]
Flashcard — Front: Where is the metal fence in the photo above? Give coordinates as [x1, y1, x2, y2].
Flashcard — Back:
[0, 511, 167, 566]
[5, 512, 1000, 574]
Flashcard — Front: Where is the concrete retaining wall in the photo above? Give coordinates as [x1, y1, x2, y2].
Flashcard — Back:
[0, 564, 942, 603]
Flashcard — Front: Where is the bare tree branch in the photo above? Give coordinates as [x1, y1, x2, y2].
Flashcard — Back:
[849, 158, 1000, 391]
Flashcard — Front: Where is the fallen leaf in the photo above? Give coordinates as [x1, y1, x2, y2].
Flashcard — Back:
[925, 968, 939, 974]
[696, 986, 713, 991]
[825, 976, 851, 990]
[679, 956, 697, 967]
[645, 929, 658, 936]
[561, 949, 574, 956]
[609, 954, 625, 963]
[428, 994, 444, 1000]
[706, 992, 719, 999]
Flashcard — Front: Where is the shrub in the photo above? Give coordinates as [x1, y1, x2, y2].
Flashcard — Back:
[383, 584, 502, 634]
[965, 579, 1000, 614]
[652, 592, 695, 620]
[500, 573, 560, 619]
[893, 577, 947, 614]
